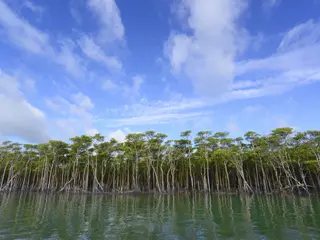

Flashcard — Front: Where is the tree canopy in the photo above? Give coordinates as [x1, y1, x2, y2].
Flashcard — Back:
[0, 128, 319, 194]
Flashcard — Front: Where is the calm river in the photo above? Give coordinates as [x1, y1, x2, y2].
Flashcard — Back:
[0, 193, 319, 239]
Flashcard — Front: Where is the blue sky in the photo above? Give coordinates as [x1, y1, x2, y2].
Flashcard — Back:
[0, 0, 320, 143]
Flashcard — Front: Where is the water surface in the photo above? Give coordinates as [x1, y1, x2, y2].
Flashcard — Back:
[0, 193, 319, 239]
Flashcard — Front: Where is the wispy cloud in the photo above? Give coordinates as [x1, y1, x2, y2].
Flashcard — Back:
[0, 0, 126, 79]
[0, 0, 85, 77]
[233, 19, 320, 99]
[23, 0, 45, 14]
[124, 75, 144, 97]
[97, 94, 214, 128]
[78, 35, 122, 72]
[72, 92, 94, 110]
[101, 75, 145, 99]
[69, 0, 82, 25]
[263, 0, 281, 9]
[46, 92, 96, 139]
[87, 0, 125, 43]
[107, 111, 208, 127]
[0, 0, 51, 55]
[56, 39, 85, 77]
[102, 79, 118, 91]
[278, 19, 320, 52]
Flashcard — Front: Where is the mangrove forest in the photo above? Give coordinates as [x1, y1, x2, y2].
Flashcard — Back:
[0, 127, 320, 194]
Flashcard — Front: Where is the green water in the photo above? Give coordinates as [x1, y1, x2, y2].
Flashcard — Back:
[0, 194, 320, 240]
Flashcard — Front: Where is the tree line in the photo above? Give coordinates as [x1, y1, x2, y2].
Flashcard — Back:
[0, 127, 319, 194]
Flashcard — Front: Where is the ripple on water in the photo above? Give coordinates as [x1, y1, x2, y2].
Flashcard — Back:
[1, 194, 320, 240]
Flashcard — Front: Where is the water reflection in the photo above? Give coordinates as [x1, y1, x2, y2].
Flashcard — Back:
[0, 193, 319, 240]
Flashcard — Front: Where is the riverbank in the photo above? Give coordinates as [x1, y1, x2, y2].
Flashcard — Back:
[0, 187, 316, 196]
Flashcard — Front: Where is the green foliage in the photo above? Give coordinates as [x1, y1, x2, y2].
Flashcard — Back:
[0, 128, 319, 194]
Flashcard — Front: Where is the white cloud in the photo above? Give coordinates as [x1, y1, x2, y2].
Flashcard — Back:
[108, 129, 127, 142]
[232, 79, 262, 90]
[101, 75, 145, 99]
[23, 0, 44, 14]
[164, 4, 320, 104]
[165, 0, 247, 96]
[70, 0, 82, 25]
[237, 46, 320, 76]
[125, 75, 144, 97]
[237, 20, 320, 75]
[1, 0, 319, 136]
[278, 19, 320, 52]
[101, 55, 320, 128]
[263, 0, 281, 9]
[102, 79, 118, 90]
[0, 0, 51, 55]
[87, 0, 125, 43]
[225, 69, 320, 102]
[0, 1, 85, 77]
[0, 70, 49, 142]
[71, 92, 94, 110]
[220, 104, 295, 136]
[55, 118, 80, 138]
[99, 96, 211, 128]
[226, 121, 240, 133]
[107, 111, 208, 127]
[102, 18, 320, 128]
[47, 94, 93, 117]
[70, 7, 82, 24]
[166, 34, 191, 73]
[86, 128, 99, 136]
[56, 39, 86, 78]
[46, 92, 96, 138]
[78, 35, 122, 71]
[233, 19, 320, 100]
[242, 105, 262, 114]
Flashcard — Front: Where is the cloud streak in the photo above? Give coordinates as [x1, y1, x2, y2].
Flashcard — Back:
[23, 0, 45, 14]
[0, 0, 85, 77]
[46, 92, 97, 139]
[102, 75, 145, 99]
[0, 0, 51, 55]
[106, 112, 209, 127]
[234, 19, 320, 99]
[87, 0, 125, 43]
[78, 35, 122, 72]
